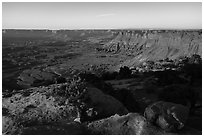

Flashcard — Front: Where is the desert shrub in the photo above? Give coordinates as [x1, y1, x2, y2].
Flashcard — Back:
[188, 54, 201, 64]
[64, 77, 87, 102]
[118, 66, 132, 79]
[88, 65, 108, 77]
[146, 60, 155, 66]
[52, 76, 88, 105]
[78, 72, 101, 83]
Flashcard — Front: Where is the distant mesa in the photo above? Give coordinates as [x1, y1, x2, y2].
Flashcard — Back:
[101, 30, 201, 69]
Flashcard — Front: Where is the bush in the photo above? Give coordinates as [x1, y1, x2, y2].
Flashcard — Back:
[188, 54, 201, 64]
[118, 66, 132, 79]
[78, 72, 101, 83]
[53, 77, 87, 104]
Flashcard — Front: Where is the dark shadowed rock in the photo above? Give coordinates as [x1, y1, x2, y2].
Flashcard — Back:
[144, 101, 189, 131]
[17, 69, 57, 88]
[87, 113, 169, 135]
[177, 126, 202, 135]
[82, 87, 128, 121]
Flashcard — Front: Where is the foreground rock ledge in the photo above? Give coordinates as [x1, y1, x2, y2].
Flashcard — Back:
[2, 82, 128, 134]
[2, 82, 201, 135]
[87, 113, 168, 135]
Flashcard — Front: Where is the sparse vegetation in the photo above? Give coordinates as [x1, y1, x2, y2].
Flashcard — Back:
[2, 29, 202, 135]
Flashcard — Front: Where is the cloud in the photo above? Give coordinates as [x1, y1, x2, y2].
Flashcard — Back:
[96, 13, 116, 17]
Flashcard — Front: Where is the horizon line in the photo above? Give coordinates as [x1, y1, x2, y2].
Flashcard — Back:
[2, 28, 202, 30]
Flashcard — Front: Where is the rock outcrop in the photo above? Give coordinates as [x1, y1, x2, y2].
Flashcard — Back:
[85, 87, 128, 121]
[2, 80, 128, 134]
[87, 113, 168, 135]
[3, 81, 201, 135]
[2, 84, 80, 134]
[17, 69, 57, 88]
[144, 101, 189, 131]
[102, 30, 201, 68]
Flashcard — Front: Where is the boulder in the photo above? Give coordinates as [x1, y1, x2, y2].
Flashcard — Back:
[87, 113, 168, 135]
[81, 87, 128, 121]
[17, 69, 57, 88]
[144, 101, 189, 131]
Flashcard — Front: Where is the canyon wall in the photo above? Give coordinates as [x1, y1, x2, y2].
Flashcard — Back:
[103, 30, 202, 67]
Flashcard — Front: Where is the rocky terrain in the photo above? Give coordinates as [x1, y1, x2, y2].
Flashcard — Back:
[102, 30, 201, 69]
[2, 29, 202, 134]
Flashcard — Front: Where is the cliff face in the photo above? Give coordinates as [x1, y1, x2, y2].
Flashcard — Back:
[103, 30, 202, 68]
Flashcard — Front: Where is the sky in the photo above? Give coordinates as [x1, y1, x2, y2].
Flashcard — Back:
[2, 2, 202, 29]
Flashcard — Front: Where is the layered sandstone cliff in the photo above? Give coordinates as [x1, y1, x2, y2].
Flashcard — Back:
[103, 30, 201, 68]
